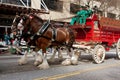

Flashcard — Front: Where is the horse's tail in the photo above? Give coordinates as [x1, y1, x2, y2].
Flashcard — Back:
[67, 28, 76, 50]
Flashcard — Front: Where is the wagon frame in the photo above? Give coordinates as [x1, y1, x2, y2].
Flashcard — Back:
[71, 13, 120, 63]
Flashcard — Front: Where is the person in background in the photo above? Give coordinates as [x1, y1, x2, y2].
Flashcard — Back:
[70, 6, 83, 25]
[70, 5, 93, 26]
[0, 38, 6, 53]
[12, 38, 19, 46]
[10, 32, 16, 45]
[4, 33, 10, 45]
[0, 38, 4, 47]
[85, 5, 93, 18]
[20, 38, 26, 46]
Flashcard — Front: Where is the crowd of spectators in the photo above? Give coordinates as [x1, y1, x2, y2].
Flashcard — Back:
[0, 33, 26, 47]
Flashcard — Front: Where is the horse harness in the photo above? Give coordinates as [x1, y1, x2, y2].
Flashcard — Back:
[17, 14, 74, 47]
[29, 20, 57, 42]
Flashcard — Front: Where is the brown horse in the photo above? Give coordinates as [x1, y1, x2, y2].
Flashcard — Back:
[11, 13, 78, 69]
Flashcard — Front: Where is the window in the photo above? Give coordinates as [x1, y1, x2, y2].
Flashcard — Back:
[70, 3, 80, 14]
[96, 10, 103, 16]
[117, 15, 120, 20]
[43, 0, 63, 12]
[2, 0, 31, 6]
[0, 18, 13, 26]
[107, 13, 116, 19]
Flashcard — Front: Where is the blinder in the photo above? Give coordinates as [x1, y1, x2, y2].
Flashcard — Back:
[12, 15, 28, 39]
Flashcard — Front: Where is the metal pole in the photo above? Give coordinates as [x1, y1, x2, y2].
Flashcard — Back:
[92, 0, 93, 8]
[20, 0, 27, 7]
[41, 0, 49, 12]
[27, 0, 29, 7]
[5, 27, 7, 34]
[0, 0, 2, 3]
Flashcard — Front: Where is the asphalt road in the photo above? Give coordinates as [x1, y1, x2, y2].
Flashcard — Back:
[0, 49, 120, 80]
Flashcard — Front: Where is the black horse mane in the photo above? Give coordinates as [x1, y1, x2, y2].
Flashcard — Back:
[29, 13, 44, 23]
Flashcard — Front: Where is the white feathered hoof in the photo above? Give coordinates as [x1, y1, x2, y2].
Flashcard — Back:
[71, 55, 78, 65]
[34, 54, 43, 66]
[34, 61, 41, 66]
[61, 58, 71, 66]
[37, 59, 50, 69]
[71, 58, 78, 65]
[71, 50, 80, 65]
[18, 58, 27, 65]
[18, 51, 28, 65]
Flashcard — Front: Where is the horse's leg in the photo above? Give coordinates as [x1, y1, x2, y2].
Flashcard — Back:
[33, 50, 43, 66]
[61, 47, 80, 65]
[37, 52, 50, 69]
[48, 47, 57, 62]
[61, 48, 72, 66]
[71, 49, 80, 65]
[57, 48, 63, 60]
[37, 47, 50, 69]
[18, 50, 28, 65]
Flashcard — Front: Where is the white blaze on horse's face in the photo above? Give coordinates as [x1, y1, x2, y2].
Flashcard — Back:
[18, 19, 24, 30]
[13, 16, 16, 23]
[11, 16, 17, 30]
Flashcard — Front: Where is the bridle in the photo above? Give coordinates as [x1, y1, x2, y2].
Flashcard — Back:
[12, 15, 20, 32]
[12, 14, 52, 43]
[12, 14, 31, 36]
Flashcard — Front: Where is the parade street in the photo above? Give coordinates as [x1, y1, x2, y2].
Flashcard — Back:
[0, 49, 120, 80]
[1, 0, 120, 80]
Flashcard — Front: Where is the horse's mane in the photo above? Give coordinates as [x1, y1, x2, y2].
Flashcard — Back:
[29, 13, 44, 23]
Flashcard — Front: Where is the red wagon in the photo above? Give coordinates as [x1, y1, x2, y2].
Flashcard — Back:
[71, 14, 120, 64]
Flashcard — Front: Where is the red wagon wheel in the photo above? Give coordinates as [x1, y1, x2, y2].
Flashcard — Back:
[92, 45, 105, 64]
[116, 39, 120, 59]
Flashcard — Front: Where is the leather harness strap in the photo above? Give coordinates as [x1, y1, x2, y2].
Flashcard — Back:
[52, 28, 56, 41]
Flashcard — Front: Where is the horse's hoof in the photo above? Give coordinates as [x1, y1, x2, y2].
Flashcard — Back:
[71, 57, 78, 65]
[61, 58, 71, 66]
[18, 62, 23, 65]
[34, 61, 40, 66]
[71, 60, 78, 65]
[18, 59, 27, 65]
[37, 60, 50, 69]
[18, 61, 27, 65]
[37, 64, 49, 69]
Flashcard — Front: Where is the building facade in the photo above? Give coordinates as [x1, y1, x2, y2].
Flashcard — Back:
[0, 0, 120, 39]
[0, 0, 46, 39]
[39, 0, 120, 22]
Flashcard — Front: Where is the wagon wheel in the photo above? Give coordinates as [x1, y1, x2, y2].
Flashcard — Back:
[116, 39, 120, 59]
[92, 45, 105, 64]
